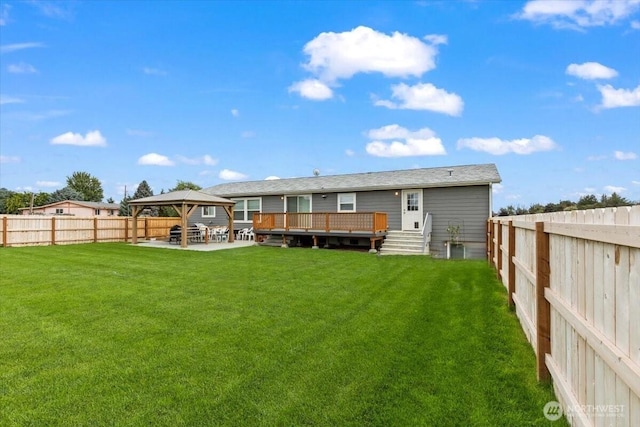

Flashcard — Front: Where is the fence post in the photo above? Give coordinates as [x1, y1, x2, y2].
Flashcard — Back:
[497, 221, 503, 281]
[144, 217, 149, 240]
[124, 217, 129, 242]
[487, 220, 494, 265]
[94, 217, 98, 243]
[508, 220, 516, 308]
[51, 217, 56, 245]
[2, 216, 7, 247]
[535, 221, 551, 381]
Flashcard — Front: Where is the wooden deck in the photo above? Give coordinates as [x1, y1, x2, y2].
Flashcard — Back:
[253, 212, 388, 250]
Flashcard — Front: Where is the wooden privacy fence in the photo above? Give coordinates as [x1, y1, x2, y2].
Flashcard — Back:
[488, 206, 640, 426]
[0, 216, 181, 247]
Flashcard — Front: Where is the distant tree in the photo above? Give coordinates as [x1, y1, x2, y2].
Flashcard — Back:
[132, 180, 158, 216]
[497, 205, 516, 216]
[515, 205, 528, 215]
[66, 171, 104, 202]
[600, 192, 632, 207]
[577, 194, 599, 210]
[106, 197, 115, 203]
[119, 195, 132, 216]
[170, 180, 202, 191]
[528, 203, 545, 214]
[4, 192, 30, 214]
[32, 192, 50, 207]
[49, 186, 84, 203]
[0, 188, 15, 214]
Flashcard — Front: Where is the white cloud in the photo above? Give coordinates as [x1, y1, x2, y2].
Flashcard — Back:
[598, 84, 640, 109]
[365, 124, 446, 157]
[7, 62, 37, 74]
[423, 34, 448, 45]
[614, 150, 637, 160]
[264, 176, 280, 180]
[0, 42, 45, 54]
[603, 185, 626, 194]
[345, 149, 355, 156]
[301, 26, 440, 82]
[587, 154, 607, 161]
[0, 95, 24, 105]
[36, 180, 60, 187]
[492, 183, 504, 194]
[374, 83, 463, 116]
[0, 155, 20, 163]
[632, 180, 640, 185]
[566, 62, 618, 80]
[632, 20, 640, 29]
[137, 153, 175, 166]
[457, 135, 558, 155]
[517, 0, 640, 30]
[231, 109, 239, 117]
[219, 169, 248, 180]
[50, 130, 107, 147]
[288, 79, 333, 100]
[0, 4, 9, 26]
[143, 67, 167, 76]
[176, 154, 218, 166]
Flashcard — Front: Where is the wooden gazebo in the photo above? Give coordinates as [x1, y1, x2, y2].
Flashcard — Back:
[128, 190, 236, 248]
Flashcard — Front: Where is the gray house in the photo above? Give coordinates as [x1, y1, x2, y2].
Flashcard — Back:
[197, 163, 501, 258]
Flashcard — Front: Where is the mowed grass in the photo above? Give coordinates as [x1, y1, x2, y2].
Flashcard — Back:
[0, 244, 565, 426]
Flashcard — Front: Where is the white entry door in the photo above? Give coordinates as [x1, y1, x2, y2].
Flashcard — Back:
[401, 189, 423, 231]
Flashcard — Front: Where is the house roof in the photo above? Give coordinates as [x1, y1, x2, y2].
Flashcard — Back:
[203, 163, 501, 197]
[129, 190, 236, 206]
[19, 200, 120, 211]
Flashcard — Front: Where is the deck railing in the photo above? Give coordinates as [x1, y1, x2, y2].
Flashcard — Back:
[253, 212, 388, 234]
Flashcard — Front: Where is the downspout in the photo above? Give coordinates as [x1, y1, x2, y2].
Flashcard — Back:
[488, 182, 493, 218]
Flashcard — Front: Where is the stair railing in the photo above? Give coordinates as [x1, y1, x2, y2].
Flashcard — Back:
[420, 213, 432, 254]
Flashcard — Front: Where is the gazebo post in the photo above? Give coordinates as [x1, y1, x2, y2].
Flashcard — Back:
[224, 206, 235, 243]
[180, 202, 188, 248]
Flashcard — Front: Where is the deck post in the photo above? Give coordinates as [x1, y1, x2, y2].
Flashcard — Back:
[369, 237, 377, 254]
[281, 234, 288, 248]
[312, 235, 319, 249]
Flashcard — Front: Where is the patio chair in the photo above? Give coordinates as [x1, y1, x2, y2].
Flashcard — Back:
[238, 228, 249, 240]
[216, 226, 229, 242]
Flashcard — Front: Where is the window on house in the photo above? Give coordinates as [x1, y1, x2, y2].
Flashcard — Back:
[95, 209, 101, 215]
[56, 208, 64, 214]
[202, 206, 216, 218]
[337, 193, 356, 212]
[232, 198, 261, 222]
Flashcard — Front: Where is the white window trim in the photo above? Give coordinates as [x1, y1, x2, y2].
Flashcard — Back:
[232, 197, 262, 222]
[337, 193, 356, 212]
[202, 206, 216, 218]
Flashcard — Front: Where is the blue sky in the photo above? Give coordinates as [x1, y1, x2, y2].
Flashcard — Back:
[1, 0, 639, 208]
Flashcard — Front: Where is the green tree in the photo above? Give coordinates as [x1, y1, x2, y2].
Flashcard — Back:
[66, 171, 104, 202]
[577, 194, 599, 210]
[170, 180, 201, 191]
[106, 197, 115, 203]
[119, 195, 132, 216]
[132, 180, 158, 216]
[0, 188, 15, 214]
[49, 186, 84, 203]
[4, 192, 30, 214]
[601, 192, 632, 207]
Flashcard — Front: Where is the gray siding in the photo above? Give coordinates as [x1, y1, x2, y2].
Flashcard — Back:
[423, 185, 490, 259]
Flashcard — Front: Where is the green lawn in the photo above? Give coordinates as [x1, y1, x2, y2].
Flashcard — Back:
[0, 244, 565, 426]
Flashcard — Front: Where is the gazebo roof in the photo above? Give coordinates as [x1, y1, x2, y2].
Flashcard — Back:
[129, 190, 235, 207]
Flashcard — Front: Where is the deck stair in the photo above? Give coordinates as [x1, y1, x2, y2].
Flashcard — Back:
[379, 230, 429, 255]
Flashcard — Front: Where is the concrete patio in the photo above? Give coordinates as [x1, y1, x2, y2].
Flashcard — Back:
[135, 239, 256, 252]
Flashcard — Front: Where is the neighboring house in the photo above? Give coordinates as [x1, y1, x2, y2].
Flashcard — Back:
[19, 200, 120, 217]
[199, 163, 501, 258]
